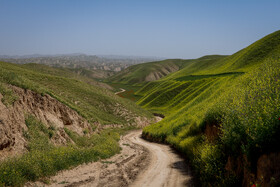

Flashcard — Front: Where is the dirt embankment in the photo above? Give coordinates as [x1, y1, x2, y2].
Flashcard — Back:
[26, 131, 194, 187]
[204, 123, 280, 186]
[0, 85, 153, 160]
[0, 86, 93, 159]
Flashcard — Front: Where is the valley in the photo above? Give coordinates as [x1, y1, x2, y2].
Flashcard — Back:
[1, 0, 279, 186]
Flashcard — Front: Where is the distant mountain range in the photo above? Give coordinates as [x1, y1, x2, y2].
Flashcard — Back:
[0, 54, 165, 72]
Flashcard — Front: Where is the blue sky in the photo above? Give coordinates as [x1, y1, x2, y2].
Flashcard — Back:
[0, 0, 279, 58]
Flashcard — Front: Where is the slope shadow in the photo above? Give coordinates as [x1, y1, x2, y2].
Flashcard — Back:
[168, 147, 200, 187]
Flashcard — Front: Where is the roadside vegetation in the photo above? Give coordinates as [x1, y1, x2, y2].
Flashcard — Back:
[0, 116, 128, 186]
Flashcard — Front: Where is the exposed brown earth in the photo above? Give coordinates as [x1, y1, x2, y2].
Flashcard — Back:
[144, 64, 180, 82]
[0, 86, 93, 160]
[226, 152, 280, 187]
[0, 85, 153, 160]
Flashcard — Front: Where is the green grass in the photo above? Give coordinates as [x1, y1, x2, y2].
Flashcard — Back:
[175, 72, 244, 81]
[159, 30, 280, 82]
[0, 115, 124, 186]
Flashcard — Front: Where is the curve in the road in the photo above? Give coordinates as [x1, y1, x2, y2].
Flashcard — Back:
[114, 88, 126, 95]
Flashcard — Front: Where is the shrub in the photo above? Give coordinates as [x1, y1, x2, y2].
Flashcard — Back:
[0, 83, 18, 106]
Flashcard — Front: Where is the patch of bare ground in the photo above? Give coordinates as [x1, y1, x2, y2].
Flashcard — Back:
[0, 86, 93, 160]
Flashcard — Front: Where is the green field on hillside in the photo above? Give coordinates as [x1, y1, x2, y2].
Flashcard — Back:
[136, 30, 280, 186]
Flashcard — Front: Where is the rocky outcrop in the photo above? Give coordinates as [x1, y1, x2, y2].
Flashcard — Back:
[0, 86, 93, 159]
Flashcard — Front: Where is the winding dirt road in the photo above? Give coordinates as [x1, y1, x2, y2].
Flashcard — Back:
[114, 88, 126, 95]
[26, 131, 194, 187]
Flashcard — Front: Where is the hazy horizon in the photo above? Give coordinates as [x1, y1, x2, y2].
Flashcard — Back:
[0, 53, 166, 60]
[0, 0, 279, 59]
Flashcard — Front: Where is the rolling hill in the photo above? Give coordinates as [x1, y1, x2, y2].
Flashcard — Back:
[107, 59, 189, 85]
[105, 55, 227, 103]
[107, 55, 227, 85]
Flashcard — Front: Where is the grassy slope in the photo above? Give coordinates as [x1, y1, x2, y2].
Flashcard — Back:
[159, 30, 280, 82]
[139, 30, 280, 185]
[137, 30, 280, 112]
[0, 62, 151, 125]
[0, 62, 152, 186]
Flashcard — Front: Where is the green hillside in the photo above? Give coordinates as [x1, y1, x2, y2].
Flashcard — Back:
[107, 55, 227, 86]
[0, 61, 151, 125]
[137, 30, 280, 111]
[137, 30, 280, 186]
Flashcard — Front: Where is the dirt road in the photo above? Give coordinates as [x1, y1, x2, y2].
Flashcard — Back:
[130, 132, 194, 187]
[26, 131, 193, 187]
[114, 88, 126, 95]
